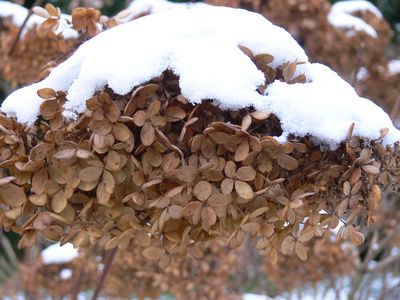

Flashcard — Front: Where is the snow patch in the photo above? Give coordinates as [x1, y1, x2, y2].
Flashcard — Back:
[356, 67, 369, 81]
[41, 243, 78, 265]
[2, 5, 399, 149]
[388, 59, 400, 76]
[60, 268, 73, 280]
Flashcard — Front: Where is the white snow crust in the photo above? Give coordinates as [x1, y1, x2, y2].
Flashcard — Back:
[2, 4, 399, 149]
[328, 0, 381, 37]
[0, 1, 78, 39]
[41, 242, 78, 265]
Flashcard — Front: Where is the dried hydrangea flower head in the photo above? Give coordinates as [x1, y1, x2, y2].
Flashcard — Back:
[265, 231, 357, 291]
[0, 2, 80, 85]
[0, 4, 399, 267]
[6, 241, 241, 299]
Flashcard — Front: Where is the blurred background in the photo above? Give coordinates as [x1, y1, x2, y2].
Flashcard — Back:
[0, 0, 399, 299]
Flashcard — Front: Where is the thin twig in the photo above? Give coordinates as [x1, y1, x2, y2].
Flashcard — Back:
[369, 251, 400, 272]
[91, 247, 118, 300]
[8, 0, 44, 56]
[69, 262, 85, 300]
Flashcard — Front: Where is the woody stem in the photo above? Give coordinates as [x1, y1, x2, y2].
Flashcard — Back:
[91, 247, 118, 300]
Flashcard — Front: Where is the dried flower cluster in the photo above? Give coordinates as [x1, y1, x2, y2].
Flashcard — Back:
[207, 0, 330, 40]
[0, 45, 399, 267]
[0, 3, 121, 86]
[17, 252, 99, 299]
[2, 241, 242, 300]
[105, 241, 241, 300]
[264, 232, 357, 292]
[305, 8, 392, 83]
[206, 0, 396, 114]
[355, 65, 400, 115]
[0, 11, 77, 86]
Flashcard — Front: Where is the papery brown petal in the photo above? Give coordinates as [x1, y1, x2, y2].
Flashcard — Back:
[193, 181, 212, 201]
[277, 154, 299, 170]
[0, 183, 26, 207]
[295, 241, 307, 261]
[143, 247, 165, 260]
[235, 180, 253, 200]
[281, 235, 295, 255]
[141, 122, 155, 146]
[79, 166, 103, 182]
[51, 189, 67, 213]
[235, 166, 256, 181]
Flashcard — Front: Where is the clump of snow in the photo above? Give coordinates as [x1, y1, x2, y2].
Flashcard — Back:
[0, 1, 78, 39]
[328, 2, 378, 38]
[388, 59, 400, 76]
[60, 268, 73, 280]
[41, 243, 78, 265]
[331, 0, 382, 18]
[2, 4, 399, 149]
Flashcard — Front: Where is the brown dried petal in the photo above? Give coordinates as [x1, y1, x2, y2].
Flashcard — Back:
[235, 141, 249, 162]
[281, 235, 295, 255]
[30, 143, 53, 161]
[361, 164, 380, 175]
[143, 247, 165, 260]
[277, 154, 299, 170]
[113, 123, 131, 142]
[295, 241, 307, 261]
[40, 99, 59, 119]
[235, 180, 253, 200]
[193, 181, 212, 201]
[235, 166, 256, 181]
[141, 122, 155, 146]
[221, 178, 234, 194]
[241, 222, 260, 235]
[0, 183, 26, 207]
[51, 189, 67, 213]
[30, 194, 47, 206]
[37, 88, 57, 99]
[79, 166, 103, 182]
